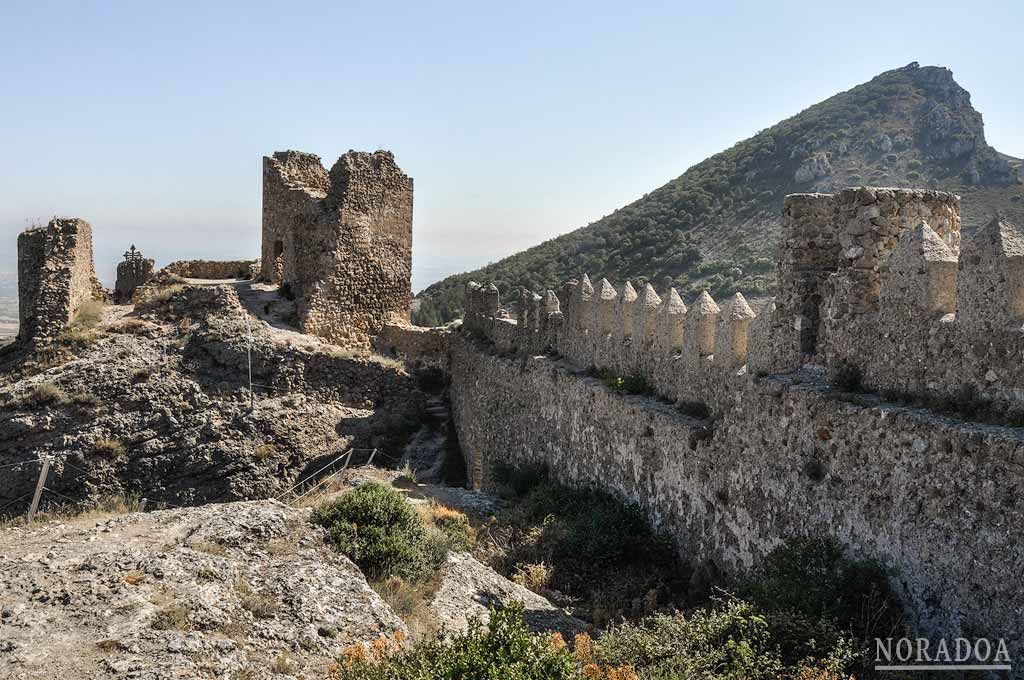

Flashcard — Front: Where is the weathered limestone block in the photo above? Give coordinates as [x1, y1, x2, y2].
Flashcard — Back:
[570, 274, 594, 333]
[617, 281, 638, 342]
[830, 188, 960, 317]
[17, 217, 104, 345]
[596, 278, 618, 336]
[656, 288, 686, 353]
[957, 215, 1024, 330]
[746, 298, 779, 374]
[778, 193, 839, 355]
[163, 260, 256, 280]
[638, 283, 661, 345]
[683, 291, 720, 358]
[714, 292, 756, 369]
[529, 292, 543, 333]
[880, 221, 958, 316]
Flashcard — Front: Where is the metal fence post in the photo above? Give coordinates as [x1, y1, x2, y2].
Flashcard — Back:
[243, 312, 255, 412]
[26, 457, 51, 524]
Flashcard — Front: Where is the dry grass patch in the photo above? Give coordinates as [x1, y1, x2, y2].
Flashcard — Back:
[123, 570, 146, 586]
[73, 299, 105, 328]
[371, 575, 440, 639]
[151, 603, 191, 631]
[94, 438, 126, 456]
[253, 443, 277, 461]
[15, 382, 70, 409]
[190, 539, 228, 557]
[235, 579, 280, 620]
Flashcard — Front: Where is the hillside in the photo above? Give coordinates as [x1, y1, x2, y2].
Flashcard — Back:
[413, 62, 1024, 325]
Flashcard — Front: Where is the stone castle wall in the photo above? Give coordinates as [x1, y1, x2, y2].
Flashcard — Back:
[17, 218, 104, 345]
[449, 186, 1024, 654]
[449, 333, 1024, 656]
[262, 149, 413, 348]
[162, 260, 257, 281]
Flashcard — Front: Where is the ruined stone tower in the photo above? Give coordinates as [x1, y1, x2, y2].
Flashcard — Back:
[261, 150, 413, 347]
[17, 217, 104, 345]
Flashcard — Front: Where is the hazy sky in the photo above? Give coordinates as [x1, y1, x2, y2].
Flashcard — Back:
[1, 0, 1021, 291]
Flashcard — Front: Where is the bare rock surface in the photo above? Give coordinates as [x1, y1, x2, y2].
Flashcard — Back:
[0, 284, 431, 515]
[0, 500, 404, 680]
[427, 552, 586, 637]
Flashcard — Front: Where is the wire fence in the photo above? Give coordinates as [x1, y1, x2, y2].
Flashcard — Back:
[1, 445, 383, 524]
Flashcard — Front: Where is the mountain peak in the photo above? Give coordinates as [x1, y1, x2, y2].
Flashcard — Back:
[414, 64, 1023, 326]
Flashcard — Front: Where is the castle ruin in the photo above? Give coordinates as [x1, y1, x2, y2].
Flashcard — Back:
[452, 188, 1024, 655]
[261, 150, 414, 347]
[16, 217, 105, 345]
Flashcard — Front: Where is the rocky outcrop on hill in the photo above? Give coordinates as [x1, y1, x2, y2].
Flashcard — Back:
[427, 552, 586, 637]
[0, 284, 431, 516]
[0, 500, 405, 679]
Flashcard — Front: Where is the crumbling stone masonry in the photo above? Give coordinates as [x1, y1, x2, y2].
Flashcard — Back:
[114, 245, 155, 303]
[449, 187, 1024, 658]
[17, 218, 105, 345]
[261, 149, 414, 348]
[163, 260, 258, 280]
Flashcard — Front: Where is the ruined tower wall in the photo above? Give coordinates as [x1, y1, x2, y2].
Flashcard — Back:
[16, 218, 104, 344]
[261, 149, 413, 347]
[162, 260, 256, 281]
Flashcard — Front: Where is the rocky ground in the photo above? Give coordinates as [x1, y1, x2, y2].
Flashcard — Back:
[0, 500, 405, 680]
[0, 477, 582, 680]
[0, 278, 583, 678]
[0, 283, 442, 516]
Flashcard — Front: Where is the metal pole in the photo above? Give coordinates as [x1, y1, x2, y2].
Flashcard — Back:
[243, 312, 254, 412]
[26, 457, 51, 524]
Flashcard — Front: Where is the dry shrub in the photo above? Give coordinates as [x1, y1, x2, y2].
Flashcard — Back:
[16, 382, 70, 409]
[513, 562, 552, 593]
[151, 603, 190, 630]
[123, 570, 146, 586]
[94, 438, 126, 456]
[73, 299, 105, 329]
[235, 579, 280, 619]
[254, 443, 277, 460]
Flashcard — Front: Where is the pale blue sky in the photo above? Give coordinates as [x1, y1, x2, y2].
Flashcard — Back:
[1, 0, 1020, 291]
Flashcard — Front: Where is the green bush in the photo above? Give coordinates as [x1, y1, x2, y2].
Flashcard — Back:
[313, 483, 439, 581]
[334, 602, 576, 680]
[736, 537, 903, 642]
[597, 597, 858, 680]
[829, 362, 863, 392]
[491, 464, 683, 621]
[589, 367, 655, 396]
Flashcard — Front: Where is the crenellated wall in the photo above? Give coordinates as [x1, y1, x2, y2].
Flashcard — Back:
[449, 185, 1024, 652]
[463, 275, 764, 412]
[461, 188, 1024, 413]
